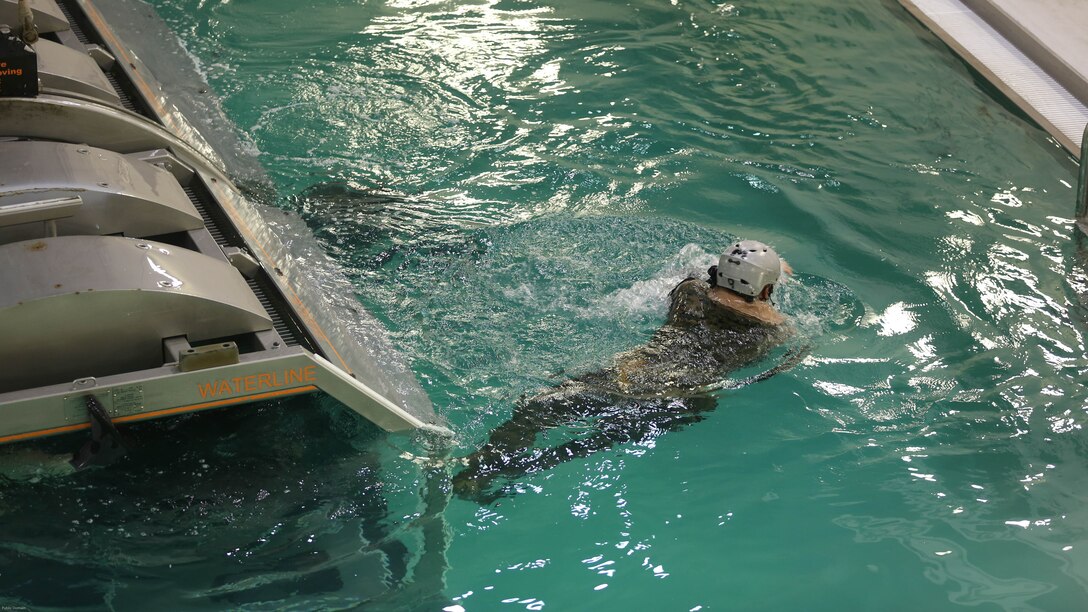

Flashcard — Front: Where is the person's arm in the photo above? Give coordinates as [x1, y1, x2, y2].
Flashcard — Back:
[452, 393, 717, 504]
[452, 389, 594, 501]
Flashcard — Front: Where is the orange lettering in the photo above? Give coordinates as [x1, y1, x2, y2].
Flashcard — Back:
[198, 366, 319, 398]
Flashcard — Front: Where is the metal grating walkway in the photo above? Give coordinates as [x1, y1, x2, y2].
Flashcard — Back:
[899, 0, 1088, 157]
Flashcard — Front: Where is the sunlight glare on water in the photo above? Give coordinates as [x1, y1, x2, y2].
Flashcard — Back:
[1, 0, 1086, 609]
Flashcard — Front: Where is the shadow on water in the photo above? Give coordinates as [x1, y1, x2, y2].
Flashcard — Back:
[289, 181, 466, 243]
[0, 396, 454, 610]
[284, 181, 479, 286]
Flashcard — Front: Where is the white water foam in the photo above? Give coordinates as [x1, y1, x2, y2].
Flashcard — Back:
[590, 243, 718, 318]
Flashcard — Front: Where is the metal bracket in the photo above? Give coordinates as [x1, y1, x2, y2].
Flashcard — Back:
[0, 195, 81, 229]
[69, 394, 126, 470]
[164, 335, 241, 372]
[180, 341, 240, 373]
[1077, 122, 1088, 220]
[223, 246, 260, 278]
[85, 44, 115, 70]
[128, 148, 196, 183]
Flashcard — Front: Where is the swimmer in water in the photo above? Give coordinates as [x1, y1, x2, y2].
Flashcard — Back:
[453, 240, 802, 504]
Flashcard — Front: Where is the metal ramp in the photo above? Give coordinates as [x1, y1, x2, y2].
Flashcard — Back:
[0, 0, 447, 450]
[898, 0, 1088, 157]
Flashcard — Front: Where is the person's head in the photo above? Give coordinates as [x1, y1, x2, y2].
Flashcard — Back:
[716, 240, 781, 301]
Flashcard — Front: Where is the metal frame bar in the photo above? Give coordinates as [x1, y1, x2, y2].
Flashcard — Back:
[0, 347, 433, 444]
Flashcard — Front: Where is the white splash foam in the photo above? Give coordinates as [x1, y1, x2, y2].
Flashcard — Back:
[593, 243, 717, 317]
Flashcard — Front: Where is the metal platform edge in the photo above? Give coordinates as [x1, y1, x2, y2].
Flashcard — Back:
[897, 0, 1088, 158]
[0, 349, 438, 445]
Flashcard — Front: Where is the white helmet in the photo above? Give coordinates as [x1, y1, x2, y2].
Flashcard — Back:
[717, 240, 781, 298]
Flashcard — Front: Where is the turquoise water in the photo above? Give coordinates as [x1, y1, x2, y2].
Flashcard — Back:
[3, 0, 1088, 609]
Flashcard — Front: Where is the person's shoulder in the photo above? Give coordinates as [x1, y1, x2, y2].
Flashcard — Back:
[730, 299, 787, 328]
[706, 287, 787, 327]
[751, 303, 788, 327]
[667, 277, 709, 325]
[669, 277, 707, 297]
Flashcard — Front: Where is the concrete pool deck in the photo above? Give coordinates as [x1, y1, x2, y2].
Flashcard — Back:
[899, 0, 1088, 159]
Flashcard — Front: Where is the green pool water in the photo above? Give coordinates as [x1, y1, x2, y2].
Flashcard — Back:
[3, 0, 1087, 609]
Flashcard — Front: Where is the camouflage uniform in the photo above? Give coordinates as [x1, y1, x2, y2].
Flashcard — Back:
[453, 277, 791, 503]
[577, 278, 789, 397]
